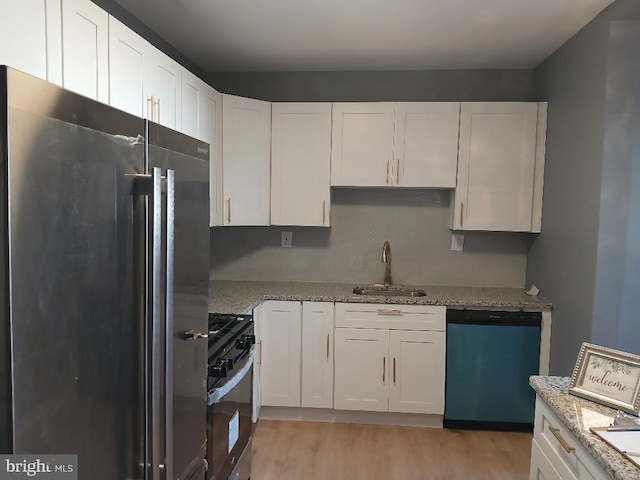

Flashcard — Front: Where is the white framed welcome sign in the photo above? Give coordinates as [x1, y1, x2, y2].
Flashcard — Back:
[569, 342, 640, 416]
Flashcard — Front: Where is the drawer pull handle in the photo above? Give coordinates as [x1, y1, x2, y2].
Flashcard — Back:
[548, 426, 575, 454]
[382, 356, 386, 383]
[326, 333, 330, 360]
[377, 308, 402, 316]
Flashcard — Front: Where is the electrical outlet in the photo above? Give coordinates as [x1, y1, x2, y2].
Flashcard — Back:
[451, 233, 464, 252]
[281, 231, 293, 248]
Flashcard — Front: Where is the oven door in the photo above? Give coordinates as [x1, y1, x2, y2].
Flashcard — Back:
[207, 351, 254, 480]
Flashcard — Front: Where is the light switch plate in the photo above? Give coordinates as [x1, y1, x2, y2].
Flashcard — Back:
[451, 233, 464, 252]
[281, 231, 293, 248]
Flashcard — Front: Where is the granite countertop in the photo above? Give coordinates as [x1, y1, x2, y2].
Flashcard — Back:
[208, 280, 554, 314]
[530, 376, 639, 480]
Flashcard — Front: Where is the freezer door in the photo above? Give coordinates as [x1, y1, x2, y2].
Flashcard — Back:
[147, 122, 210, 480]
[4, 69, 147, 478]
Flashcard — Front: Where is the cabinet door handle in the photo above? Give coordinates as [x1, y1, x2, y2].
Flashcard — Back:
[382, 356, 386, 383]
[322, 200, 326, 225]
[396, 159, 400, 184]
[227, 198, 231, 223]
[377, 308, 402, 316]
[147, 95, 154, 120]
[326, 333, 329, 360]
[154, 97, 161, 123]
[386, 160, 390, 184]
[548, 426, 575, 454]
[393, 357, 396, 384]
[459, 202, 464, 228]
[259, 340, 263, 365]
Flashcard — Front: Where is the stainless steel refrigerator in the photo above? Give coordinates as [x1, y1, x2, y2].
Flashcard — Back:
[0, 67, 210, 480]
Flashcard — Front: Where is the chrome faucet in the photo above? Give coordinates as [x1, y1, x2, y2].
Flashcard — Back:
[381, 240, 392, 285]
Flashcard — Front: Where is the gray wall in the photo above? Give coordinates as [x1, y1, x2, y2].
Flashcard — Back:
[207, 70, 535, 102]
[592, 17, 640, 355]
[210, 189, 527, 286]
[209, 70, 535, 286]
[527, 0, 640, 375]
[90, 0, 207, 79]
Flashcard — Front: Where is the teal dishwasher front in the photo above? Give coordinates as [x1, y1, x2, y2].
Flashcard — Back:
[444, 310, 541, 431]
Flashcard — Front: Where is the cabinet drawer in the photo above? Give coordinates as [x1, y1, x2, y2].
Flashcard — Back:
[534, 398, 608, 480]
[335, 303, 445, 331]
[530, 439, 565, 480]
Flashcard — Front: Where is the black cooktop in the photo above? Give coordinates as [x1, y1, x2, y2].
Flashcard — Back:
[207, 313, 253, 358]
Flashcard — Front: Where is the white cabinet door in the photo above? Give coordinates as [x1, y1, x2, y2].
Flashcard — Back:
[108, 16, 146, 117]
[109, 16, 182, 130]
[301, 302, 334, 408]
[0, 0, 62, 84]
[181, 69, 223, 226]
[271, 103, 331, 226]
[145, 48, 181, 130]
[394, 102, 460, 188]
[453, 102, 546, 232]
[334, 328, 389, 412]
[222, 94, 271, 226]
[331, 103, 395, 186]
[260, 301, 301, 407]
[61, 0, 108, 102]
[530, 441, 564, 480]
[388, 330, 445, 414]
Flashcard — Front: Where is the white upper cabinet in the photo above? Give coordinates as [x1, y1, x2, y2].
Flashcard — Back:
[0, 0, 62, 84]
[108, 16, 182, 129]
[108, 17, 146, 117]
[331, 103, 395, 186]
[271, 103, 332, 227]
[61, 0, 108, 102]
[331, 102, 460, 188]
[181, 69, 223, 226]
[222, 94, 271, 226]
[452, 102, 547, 232]
[145, 48, 181, 131]
[394, 102, 459, 187]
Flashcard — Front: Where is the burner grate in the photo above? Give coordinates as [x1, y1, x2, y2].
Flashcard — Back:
[207, 313, 253, 358]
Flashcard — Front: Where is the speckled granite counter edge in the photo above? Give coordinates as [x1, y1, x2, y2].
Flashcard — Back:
[530, 376, 639, 480]
[208, 281, 554, 314]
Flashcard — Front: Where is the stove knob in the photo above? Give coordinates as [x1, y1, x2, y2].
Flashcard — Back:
[224, 358, 234, 371]
[235, 334, 256, 350]
[209, 359, 228, 378]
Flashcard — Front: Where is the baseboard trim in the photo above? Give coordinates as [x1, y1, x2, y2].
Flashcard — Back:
[258, 406, 443, 428]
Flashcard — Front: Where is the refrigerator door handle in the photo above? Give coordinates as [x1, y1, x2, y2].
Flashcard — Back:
[164, 169, 175, 480]
[150, 166, 164, 480]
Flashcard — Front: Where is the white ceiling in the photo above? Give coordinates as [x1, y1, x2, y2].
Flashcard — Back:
[113, 0, 615, 72]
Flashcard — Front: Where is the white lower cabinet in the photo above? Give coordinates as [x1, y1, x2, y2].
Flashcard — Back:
[256, 300, 335, 410]
[259, 300, 302, 407]
[529, 397, 610, 480]
[301, 302, 334, 408]
[333, 303, 446, 414]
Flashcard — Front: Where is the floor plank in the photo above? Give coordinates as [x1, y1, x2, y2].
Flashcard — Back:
[252, 420, 532, 480]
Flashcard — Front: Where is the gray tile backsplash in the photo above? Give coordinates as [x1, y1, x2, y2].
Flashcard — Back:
[210, 189, 528, 287]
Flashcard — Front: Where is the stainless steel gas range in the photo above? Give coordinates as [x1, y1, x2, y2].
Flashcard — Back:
[206, 313, 255, 480]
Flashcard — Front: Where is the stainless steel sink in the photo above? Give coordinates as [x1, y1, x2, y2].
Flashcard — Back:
[352, 285, 427, 297]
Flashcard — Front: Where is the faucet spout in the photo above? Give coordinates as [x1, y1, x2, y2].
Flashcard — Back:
[381, 241, 392, 285]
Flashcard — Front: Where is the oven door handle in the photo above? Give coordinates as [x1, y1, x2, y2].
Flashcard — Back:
[208, 349, 254, 405]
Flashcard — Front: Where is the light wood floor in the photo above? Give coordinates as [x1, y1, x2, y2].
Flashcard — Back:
[252, 420, 532, 480]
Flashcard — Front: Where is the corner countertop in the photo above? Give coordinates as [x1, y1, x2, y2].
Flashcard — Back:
[208, 280, 554, 314]
[529, 375, 639, 480]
